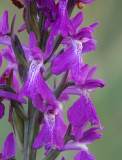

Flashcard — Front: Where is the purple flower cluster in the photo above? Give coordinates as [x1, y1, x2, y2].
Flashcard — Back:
[0, 0, 105, 160]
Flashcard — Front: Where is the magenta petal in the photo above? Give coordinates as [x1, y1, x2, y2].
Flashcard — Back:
[0, 37, 11, 46]
[86, 65, 97, 80]
[81, 64, 89, 83]
[0, 103, 5, 119]
[79, 0, 95, 4]
[90, 22, 100, 28]
[80, 131, 103, 144]
[83, 79, 105, 90]
[71, 12, 83, 31]
[67, 95, 101, 127]
[2, 46, 17, 64]
[0, 52, 2, 67]
[82, 40, 97, 54]
[18, 23, 26, 32]
[32, 94, 44, 112]
[74, 151, 95, 160]
[58, 93, 70, 103]
[0, 90, 26, 104]
[13, 72, 19, 92]
[2, 133, 16, 159]
[83, 126, 104, 137]
[0, 11, 9, 36]
[33, 123, 52, 149]
[20, 60, 55, 101]
[29, 31, 36, 48]
[52, 47, 75, 75]
[45, 36, 54, 59]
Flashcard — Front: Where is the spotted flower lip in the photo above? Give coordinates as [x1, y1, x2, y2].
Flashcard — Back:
[0, 133, 16, 160]
[33, 101, 67, 150]
[51, 18, 99, 82]
[19, 60, 55, 101]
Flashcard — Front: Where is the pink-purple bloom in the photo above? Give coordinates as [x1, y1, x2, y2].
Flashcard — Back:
[33, 101, 67, 151]
[0, 0, 105, 159]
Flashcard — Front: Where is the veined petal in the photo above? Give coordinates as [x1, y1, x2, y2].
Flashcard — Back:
[74, 150, 95, 160]
[2, 133, 16, 159]
[0, 103, 5, 119]
[67, 95, 101, 127]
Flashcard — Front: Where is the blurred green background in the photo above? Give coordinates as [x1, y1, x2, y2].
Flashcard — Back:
[0, 0, 122, 160]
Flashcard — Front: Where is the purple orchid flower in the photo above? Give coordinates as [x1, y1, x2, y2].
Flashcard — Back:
[67, 95, 101, 128]
[37, 0, 58, 23]
[51, 14, 98, 82]
[62, 64, 105, 99]
[19, 60, 55, 101]
[23, 31, 44, 62]
[0, 46, 19, 92]
[0, 133, 16, 160]
[64, 123, 103, 160]
[33, 101, 67, 151]
[44, 0, 74, 37]
[0, 11, 9, 37]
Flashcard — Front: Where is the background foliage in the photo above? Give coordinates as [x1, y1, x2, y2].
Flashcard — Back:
[0, 0, 122, 159]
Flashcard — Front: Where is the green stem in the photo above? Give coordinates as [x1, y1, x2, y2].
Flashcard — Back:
[23, 99, 41, 160]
